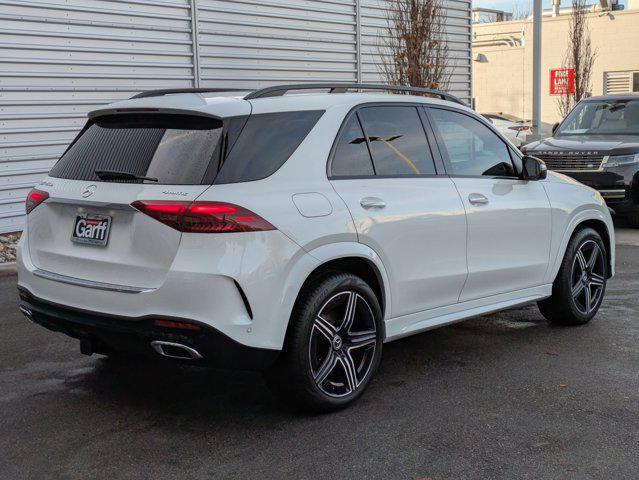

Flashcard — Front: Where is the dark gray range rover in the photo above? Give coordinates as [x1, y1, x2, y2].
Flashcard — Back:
[522, 94, 639, 227]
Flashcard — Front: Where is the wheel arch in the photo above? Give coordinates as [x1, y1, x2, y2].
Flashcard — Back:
[302, 256, 386, 314]
[304, 243, 390, 317]
[283, 243, 392, 345]
[577, 219, 613, 278]
[549, 209, 615, 282]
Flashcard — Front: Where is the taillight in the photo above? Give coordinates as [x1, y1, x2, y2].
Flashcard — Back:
[25, 188, 49, 214]
[131, 200, 275, 233]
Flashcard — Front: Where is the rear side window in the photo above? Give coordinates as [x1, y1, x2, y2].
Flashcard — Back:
[213, 110, 324, 184]
[358, 106, 436, 176]
[330, 115, 375, 177]
[49, 114, 224, 185]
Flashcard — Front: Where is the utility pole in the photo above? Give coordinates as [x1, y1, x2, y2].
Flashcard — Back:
[531, 0, 543, 140]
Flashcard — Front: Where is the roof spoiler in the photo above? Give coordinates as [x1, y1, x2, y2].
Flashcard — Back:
[130, 88, 248, 99]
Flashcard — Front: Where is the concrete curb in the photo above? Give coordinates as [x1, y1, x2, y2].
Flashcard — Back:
[0, 262, 17, 276]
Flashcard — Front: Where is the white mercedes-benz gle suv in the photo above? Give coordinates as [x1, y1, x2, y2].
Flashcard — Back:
[17, 84, 615, 411]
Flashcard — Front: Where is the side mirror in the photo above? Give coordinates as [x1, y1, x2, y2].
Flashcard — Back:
[552, 122, 560, 135]
[521, 155, 547, 181]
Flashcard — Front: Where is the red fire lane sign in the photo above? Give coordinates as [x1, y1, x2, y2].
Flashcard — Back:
[550, 68, 575, 95]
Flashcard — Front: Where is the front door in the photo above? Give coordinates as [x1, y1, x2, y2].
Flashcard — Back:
[328, 105, 468, 317]
[427, 106, 552, 302]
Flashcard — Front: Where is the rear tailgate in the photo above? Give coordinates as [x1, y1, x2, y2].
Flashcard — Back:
[28, 180, 208, 289]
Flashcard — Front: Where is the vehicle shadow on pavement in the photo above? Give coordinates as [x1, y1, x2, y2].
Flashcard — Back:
[64, 303, 550, 420]
[44, 245, 635, 424]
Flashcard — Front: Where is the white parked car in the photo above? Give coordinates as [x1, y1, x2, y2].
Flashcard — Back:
[18, 84, 615, 412]
[482, 112, 532, 147]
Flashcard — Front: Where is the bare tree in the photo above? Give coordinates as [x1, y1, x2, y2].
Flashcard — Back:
[380, 0, 451, 91]
[511, 6, 531, 20]
[556, 0, 597, 118]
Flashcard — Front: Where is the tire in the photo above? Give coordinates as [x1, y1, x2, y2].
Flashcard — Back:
[538, 227, 608, 326]
[627, 213, 639, 229]
[264, 271, 383, 413]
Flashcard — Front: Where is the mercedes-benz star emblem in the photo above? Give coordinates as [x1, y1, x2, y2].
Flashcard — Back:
[82, 185, 97, 198]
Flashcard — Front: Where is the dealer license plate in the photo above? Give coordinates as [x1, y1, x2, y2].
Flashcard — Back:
[71, 214, 112, 246]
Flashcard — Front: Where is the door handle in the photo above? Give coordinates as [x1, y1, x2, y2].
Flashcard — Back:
[360, 197, 386, 209]
[468, 193, 489, 206]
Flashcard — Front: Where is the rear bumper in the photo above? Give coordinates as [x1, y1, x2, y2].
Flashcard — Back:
[17, 225, 319, 350]
[18, 287, 279, 370]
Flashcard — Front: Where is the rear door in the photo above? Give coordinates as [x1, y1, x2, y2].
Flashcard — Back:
[426, 106, 552, 301]
[329, 105, 468, 318]
[27, 113, 230, 289]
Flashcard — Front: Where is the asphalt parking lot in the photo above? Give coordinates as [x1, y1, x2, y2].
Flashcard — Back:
[1, 229, 638, 480]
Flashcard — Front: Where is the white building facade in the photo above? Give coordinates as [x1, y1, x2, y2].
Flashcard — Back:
[0, 0, 472, 233]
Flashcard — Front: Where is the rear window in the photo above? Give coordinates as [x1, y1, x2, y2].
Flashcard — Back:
[213, 110, 324, 184]
[49, 114, 225, 185]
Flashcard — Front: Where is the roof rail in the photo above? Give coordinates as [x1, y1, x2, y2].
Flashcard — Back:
[130, 88, 248, 99]
[243, 83, 466, 105]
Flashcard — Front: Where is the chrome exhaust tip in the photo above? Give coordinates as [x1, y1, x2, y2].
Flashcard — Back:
[19, 305, 33, 319]
[150, 340, 202, 360]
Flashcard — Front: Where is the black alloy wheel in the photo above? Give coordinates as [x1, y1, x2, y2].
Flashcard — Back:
[538, 227, 608, 325]
[264, 272, 383, 412]
[309, 291, 378, 398]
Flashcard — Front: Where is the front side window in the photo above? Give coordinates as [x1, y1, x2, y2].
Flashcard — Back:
[358, 106, 436, 176]
[557, 99, 639, 135]
[429, 108, 516, 177]
[330, 115, 375, 177]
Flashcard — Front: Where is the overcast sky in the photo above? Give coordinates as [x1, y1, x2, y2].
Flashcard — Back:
[473, 0, 627, 13]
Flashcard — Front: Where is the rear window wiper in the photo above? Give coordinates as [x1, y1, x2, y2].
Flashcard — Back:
[94, 170, 158, 182]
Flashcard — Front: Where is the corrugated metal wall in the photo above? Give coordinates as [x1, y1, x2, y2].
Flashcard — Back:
[0, 0, 471, 233]
[196, 0, 360, 87]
